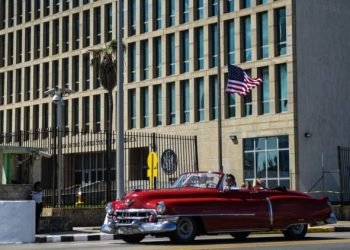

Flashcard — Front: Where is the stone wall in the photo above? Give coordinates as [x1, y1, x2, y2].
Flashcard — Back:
[0, 184, 32, 200]
[42, 207, 105, 227]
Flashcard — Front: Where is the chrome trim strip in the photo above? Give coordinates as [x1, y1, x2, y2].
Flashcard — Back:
[158, 213, 255, 218]
[266, 198, 273, 226]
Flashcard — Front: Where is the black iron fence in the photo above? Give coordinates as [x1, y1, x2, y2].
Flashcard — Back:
[338, 146, 350, 205]
[0, 129, 198, 207]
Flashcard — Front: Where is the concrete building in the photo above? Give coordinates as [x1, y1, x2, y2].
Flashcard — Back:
[0, 0, 349, 200]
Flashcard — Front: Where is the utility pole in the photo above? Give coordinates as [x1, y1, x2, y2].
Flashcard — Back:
[116, 0, 125, 200]
[217, 0, 223, 173]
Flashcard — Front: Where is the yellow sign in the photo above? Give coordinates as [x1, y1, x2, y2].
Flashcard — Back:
[147, 151, 158, 178]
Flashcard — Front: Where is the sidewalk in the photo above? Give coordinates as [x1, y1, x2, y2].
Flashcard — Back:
[35, 221, 350, 243]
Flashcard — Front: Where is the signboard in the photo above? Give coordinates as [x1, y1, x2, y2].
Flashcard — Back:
[147, 151, 158, 189]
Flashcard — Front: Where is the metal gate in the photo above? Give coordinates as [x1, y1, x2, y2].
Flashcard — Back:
[338, 146, 350, 205]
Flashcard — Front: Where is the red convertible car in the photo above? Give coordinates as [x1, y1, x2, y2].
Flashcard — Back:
[101, 171, 337, 244]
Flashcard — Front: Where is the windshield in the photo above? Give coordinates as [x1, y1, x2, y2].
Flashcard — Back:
[172, 172, 222, 189]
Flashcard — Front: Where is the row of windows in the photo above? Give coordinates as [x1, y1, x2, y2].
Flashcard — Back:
[0, 94, 105, 138]
[127, 8, 286, 83]
[0, 55, 102, 105]
[0, 4, 113, 67]
[0, 0, 98, 30]
[128, 63, 288, 129]
[0, 63, 287, 137]
[127, 0, 272, 36]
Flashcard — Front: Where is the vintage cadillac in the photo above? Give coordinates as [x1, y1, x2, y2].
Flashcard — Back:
[101, 171, 337, 244]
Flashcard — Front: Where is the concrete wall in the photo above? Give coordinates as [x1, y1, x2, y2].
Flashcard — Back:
[0, 201, 35, 244]
[295, 0, 350, 199]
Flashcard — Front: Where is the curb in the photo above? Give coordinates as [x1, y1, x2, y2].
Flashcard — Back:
[36, 234, 120, 243]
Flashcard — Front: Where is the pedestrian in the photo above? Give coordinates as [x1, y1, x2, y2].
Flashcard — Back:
[31, 181, 43, 233]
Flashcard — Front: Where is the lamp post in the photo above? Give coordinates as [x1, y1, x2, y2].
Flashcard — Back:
[45, 87, 74, 208]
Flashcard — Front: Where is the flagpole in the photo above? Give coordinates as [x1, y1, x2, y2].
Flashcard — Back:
[217, 1, 223, 173]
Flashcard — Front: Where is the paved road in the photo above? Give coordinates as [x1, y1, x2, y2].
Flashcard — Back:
[2, 232, 350, 250]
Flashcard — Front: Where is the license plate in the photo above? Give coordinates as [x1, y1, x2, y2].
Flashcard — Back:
[118, 227, 133, 235]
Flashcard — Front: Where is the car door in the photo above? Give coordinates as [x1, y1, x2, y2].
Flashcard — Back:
[202, 189, 270, 233]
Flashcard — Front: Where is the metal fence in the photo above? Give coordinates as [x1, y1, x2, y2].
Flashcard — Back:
[0, 129, 198, 207]
[338, 146, 350, 205]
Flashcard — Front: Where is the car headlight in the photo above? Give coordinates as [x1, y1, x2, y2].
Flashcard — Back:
[105, 202, 113, 214]
[156, 201, 166, 214]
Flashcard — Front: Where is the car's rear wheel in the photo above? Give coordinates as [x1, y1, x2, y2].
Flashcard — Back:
[230, 232, 250, 240]
[169, 217, 197, 244]
[120, 234, 145, 244]
[282, 224, 308, 240]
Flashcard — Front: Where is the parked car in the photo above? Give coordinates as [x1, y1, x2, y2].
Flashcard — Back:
[101, 171, 337, 244]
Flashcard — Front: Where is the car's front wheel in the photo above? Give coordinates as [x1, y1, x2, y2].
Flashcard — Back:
[169, 217, 197, 244]
[282, 224, 308, 240]
[230, 232, 250, 240]
[120, 234, 145, 244]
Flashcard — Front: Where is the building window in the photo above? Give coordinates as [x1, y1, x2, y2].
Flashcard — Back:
[141, 87, 149, 128]
[167, 33, 175, 75]
[209, 0, 218, 17]
[73, 0, 79, 8]
[33, 64, 40, 99]
[43, 23, 49, 57]
[105, 4, 112, 41]
[258, 12, 269, 59]
[276, 7, 287, 56]
[0, 1, 5, 29]
[227, 86, 236, 118]
[181, 30, 189, 73]
[33, 105, 39, 135]
[195, 27, 204, 70]
[51, 61, 58, 90]
[259, 67, 270, 114]
[34, 25, 40, 58]
[72, 56, 80, 91]
[0, 111, 3, 141]
[83, 10, 90, 47]
[128, 43, 136, 82]
[53, 19, 59, 54]
[154, 0, 162, 29]
[154, 37, 162, 78]
[181, 80, 190, 123]
[25, 27, 31, 61]
[243, 70, 252, 116]
[7, 110, 12, 138]
[154, 84, 162, 126]
[276, 63, 288, 113]
[141, 40, 149, 80]
[181, 0, 189, 24]
[62, 58, 69, 89]
[83, 96, 90, 133]
[141, 0, 149, 32]
[94, 7, 101, 44]
[130, 0, 136, 35]
[15, 108, 21, 133]
[195, 0, 204, 20]
[42, 63, 49, 94]
[195, 77, 205, 122]
[8, 1, 14, 27]
[167, 82, 176, 125]
[7, 33, 13, 65]
[94, 95, 101, 132]
[24, 67, 30, 101]
[43, 0, 50, 16]
[210, 75, 218, 120]
[17, 0, 23, 24]
[0, 35, 4, 67]
[242, 16, 252, 62]
[167, 0, 176, 26]
[257, 0, 269, 5]
[210, 24, 218, 68]
[7, 71, 13, 104]
[226, 19, 235, 65]
[225, 0, 235, 13]
[63, 0, 70, 10]
[83, 54, 90, 90]
[25, 0, 32, 22]
[72, 99, 79, 132]
[63, 16, 69, 52]
[73, 13, 80, 49]
[241, 0, 251, 9]
[53, 0, 60, 14]
[244, 136, 290, 188]
[16, 69, 22, 103]
[129, 89, 136, 129]
[0, 73, 4, 105]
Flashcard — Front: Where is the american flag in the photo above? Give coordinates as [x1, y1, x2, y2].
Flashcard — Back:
[226, 64, 262, 95]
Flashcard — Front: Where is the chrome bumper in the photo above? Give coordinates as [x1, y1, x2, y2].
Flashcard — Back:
[101, 220, 177, 235]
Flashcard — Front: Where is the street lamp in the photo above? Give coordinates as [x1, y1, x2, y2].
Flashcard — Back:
[45, 87, 74, 208]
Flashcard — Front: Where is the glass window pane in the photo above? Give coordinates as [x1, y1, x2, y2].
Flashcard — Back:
[278, 135, 289, 148]
[279, 150, 289, 177]
[244, 152, 254, 179]
[256, 152, 266, 179]
[267, 151, 278, 178]
[244, 138, 254, 151]
[266, 137, 277, 149]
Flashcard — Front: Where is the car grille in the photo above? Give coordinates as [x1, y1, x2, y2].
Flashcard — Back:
[112, 209, 155, 224]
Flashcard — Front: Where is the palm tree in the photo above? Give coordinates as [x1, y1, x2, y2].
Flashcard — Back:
[90, 40, 117, 202]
